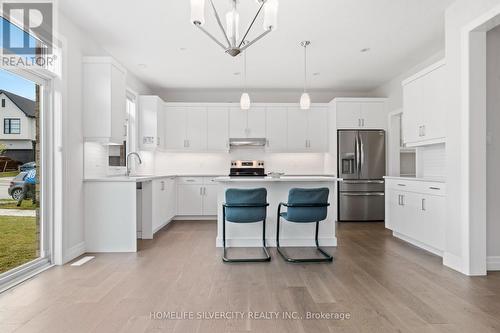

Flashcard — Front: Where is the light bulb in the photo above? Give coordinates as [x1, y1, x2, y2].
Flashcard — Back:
[263, 0, 278, 31]
[300, 92, 311, 110]
[190, 0, 206, 25]
[226, 8, 240, 43]
[240, 93, 251, 110]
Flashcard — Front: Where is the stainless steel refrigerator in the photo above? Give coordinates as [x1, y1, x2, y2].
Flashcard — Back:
[337, 130, 386, 221]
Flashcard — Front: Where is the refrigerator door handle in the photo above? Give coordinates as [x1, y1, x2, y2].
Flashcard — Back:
[341, 192, 385, 196]
[359, 133, 365, 178]
[356, 134, 361, 178]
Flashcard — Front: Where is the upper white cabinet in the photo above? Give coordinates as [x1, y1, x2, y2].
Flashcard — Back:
[83, 57, 127, 144]
[265, 106, 288, 151]
[334, 98, 388, 130]
[229, 106, 266, 138]
[164, 104, 229, 152]
[402, 61, 446, 147]
[287, 106, 329, 152]
[139, 96, 164, 150]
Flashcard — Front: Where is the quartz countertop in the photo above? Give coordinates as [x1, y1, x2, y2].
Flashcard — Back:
[83, 174, 225, 183]
[214, 176, 339, 183]
[383, 176, 446, 183]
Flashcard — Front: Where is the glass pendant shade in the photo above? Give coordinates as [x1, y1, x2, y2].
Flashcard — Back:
[226, 9, 240, 42]
[263, 0, 279, 31]
[190, 0, 206, 25]
[240, 92, 251, 110]
[300, 92, 311, 110]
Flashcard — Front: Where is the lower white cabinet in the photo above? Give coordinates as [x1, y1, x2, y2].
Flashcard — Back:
[385, 179, 446, 255]
[177, 177, 218, 216]
[152, 177, 177, 233]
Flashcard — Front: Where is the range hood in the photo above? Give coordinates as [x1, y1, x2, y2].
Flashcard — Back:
[229, 138, 267, 148]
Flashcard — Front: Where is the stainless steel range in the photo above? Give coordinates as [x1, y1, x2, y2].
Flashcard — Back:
[229, 160, 266, 177]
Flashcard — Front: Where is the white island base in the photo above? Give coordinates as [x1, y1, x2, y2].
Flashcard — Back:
[214, 176, 339, 248]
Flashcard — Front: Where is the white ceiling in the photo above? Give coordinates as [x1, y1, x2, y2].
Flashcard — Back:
[60, 0, 454, 92]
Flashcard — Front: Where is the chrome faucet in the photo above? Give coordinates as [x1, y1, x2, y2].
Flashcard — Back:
[126, 152, 142, 176]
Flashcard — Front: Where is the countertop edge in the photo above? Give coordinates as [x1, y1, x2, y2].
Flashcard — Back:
[383, 176, 446, 184]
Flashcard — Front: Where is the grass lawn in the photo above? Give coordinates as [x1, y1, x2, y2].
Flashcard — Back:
[0, 199, 38, 210]
[0, 171, 19, 178]
[0, 216, 37, 274]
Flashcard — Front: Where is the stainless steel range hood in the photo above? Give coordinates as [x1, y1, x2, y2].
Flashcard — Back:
[229, 138, 267, 148]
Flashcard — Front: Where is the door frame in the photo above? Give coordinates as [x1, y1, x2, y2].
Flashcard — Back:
[460, 4, 500, 275]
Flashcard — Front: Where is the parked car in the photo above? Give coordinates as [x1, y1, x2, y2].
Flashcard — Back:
[8, 172, 27, 201]
[19, 162, 36, 172]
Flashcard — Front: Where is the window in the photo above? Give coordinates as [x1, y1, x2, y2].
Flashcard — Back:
[1, 99, 5, 107]
[4, 118, 21, 134]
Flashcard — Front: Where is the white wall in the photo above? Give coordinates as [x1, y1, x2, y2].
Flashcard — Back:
[370, 51, 445, 112]
[58, 11, 152, 263]
[486, 25, 500, 261]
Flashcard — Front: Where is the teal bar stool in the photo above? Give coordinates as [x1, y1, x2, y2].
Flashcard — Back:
[222, 188, 271, 263]
[277, 188, 333, 263]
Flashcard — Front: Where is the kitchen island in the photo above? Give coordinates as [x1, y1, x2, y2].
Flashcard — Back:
[214, 176, 339, 248]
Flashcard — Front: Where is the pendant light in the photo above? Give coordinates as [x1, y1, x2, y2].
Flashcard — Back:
[240, 48, 251, 110]
[300, 41, 311, 110]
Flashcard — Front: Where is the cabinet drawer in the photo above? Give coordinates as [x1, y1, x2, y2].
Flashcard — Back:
[387, 180, 446, 196]
[177, 177, 204, 185]
[203, 177, 219, 184]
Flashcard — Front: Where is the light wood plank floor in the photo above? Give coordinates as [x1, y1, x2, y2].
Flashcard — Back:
[1, 221, 500, 333]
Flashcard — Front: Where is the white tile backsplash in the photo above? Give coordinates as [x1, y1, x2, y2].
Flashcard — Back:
[417, 143, 446, 180]
[84, 142, 108, 178]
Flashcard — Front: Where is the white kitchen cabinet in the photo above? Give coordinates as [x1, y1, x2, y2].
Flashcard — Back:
[385, 178, 446, 256]
[139, 96, 164, 150]
[287, 106, 329, 152]
[334, 98, 387, 130]
[229, 106, 266, 138]
[186, 107, 207, 151]
[165, 107, 186, 150]
[157, 104, 166, 149]
[151, 177, 177, 234]
[83, 57, 127, 144]
[402, 61, 446, 146]
[177, 177, 218, 216]
[206, 106, 229, 151]
[265, 106, 288, 151]
[307, 106, 329, 152]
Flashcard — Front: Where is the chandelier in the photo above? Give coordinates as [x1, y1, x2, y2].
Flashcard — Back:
[190, 0, 278, 57]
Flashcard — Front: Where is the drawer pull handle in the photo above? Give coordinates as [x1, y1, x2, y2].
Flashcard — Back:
[397, 184, 406, 187]
[429, 187, 441, 190]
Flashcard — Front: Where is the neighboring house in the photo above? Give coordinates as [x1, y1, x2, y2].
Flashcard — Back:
[0, 90, 36, 164]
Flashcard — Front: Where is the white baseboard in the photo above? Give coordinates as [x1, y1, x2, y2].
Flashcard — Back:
[393, 232, 443, 257]
[215, 237, 337, 248]
[443, 252, 463, 273]
[487, 256, 500, 271]
[63, 241, 86, 264]
[173, 216, 217, 221]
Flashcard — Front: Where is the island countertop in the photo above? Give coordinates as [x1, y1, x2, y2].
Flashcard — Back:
[214, 176, 340, 183]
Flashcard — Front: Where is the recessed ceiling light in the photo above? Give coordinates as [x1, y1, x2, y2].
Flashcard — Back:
[138, 64, 147, 69]
[360, 48, 371, 53]
[180, 47, 187, 51]
[313, 72, 320, 76]
[233, 72, 241, 76]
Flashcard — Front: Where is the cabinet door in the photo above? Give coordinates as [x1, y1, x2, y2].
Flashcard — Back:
[202, 185, 218, 216]
[247, 106, 266, 137]
[423, 66, 446, 142]
[402, 80, 422, 144]
[287, 107, 308, 151]
[152, 180, 164, 232]
[177, 185, 203, 215]
[207, 106, 229, 151]
[229, 107, 248, 138]
[157, 104, 166, 149]
[110, 65, 127, 143]
[265, 106, 288, 151]
[139, 96, 158, 150]
[359, 102, 387, 129]
[186, 107, 207, 151]
[165, 107, 186, 150]
[336, 102, 361, 129]
[307, 106, 328, 152]
[165, 178, 177, 220]
[420, 195, 445, 251]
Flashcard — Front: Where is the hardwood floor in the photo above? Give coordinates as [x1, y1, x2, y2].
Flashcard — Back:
[1, 221, 500, 333]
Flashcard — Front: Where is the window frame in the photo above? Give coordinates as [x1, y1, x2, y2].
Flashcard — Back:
[4, 118, 21, 134]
